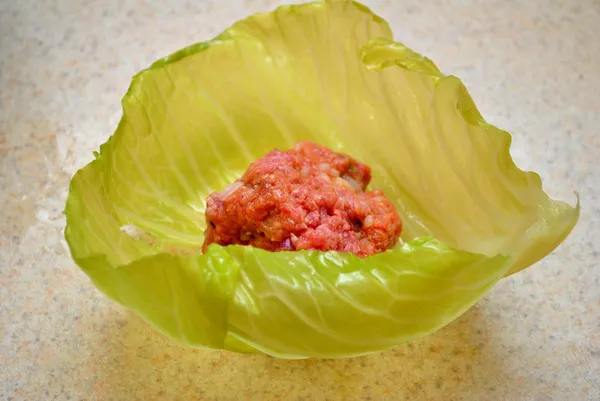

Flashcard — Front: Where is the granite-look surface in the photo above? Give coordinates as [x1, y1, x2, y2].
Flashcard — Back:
[1, 0, 599, 400]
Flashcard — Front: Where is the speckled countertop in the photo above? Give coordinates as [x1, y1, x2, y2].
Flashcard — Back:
[1, 0, 599, 400]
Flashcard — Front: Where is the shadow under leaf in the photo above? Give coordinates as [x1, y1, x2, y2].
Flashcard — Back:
[80, 303, 529, 401]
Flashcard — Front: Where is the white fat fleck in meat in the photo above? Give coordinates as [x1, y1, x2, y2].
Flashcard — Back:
[333, 177, 351, 190]
[290, 233, 299, 247]
[215, 180, 243, 200]
[342, 175, 362, 191]
[318, 163, 331, 172]
[364, 215, 374, 228]
[318, 173, 332, 182]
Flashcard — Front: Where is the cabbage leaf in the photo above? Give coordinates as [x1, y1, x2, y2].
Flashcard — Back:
[64, 0, 578, 358]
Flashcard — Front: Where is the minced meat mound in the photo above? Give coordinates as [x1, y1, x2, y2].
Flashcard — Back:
[202, 142, 402, 257]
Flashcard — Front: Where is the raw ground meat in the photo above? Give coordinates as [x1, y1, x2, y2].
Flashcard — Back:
[202, 141, 402, 257]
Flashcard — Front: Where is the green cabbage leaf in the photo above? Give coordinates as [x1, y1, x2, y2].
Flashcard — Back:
[64, 0, 578, 358]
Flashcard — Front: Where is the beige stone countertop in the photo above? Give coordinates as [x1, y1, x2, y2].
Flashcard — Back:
[1, 0, 599, 400]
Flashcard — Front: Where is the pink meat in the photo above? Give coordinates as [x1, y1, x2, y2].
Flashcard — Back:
[202, 141, 402, 257]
